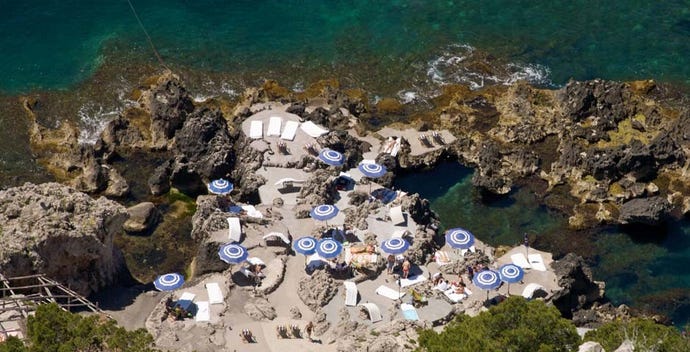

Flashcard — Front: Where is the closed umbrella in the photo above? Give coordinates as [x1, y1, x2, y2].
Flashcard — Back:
[472, 269, 501, 301]
[316, 238, 343, 259]
[207, 178, 234, 195]
[318, 149, 345, 167]
[154, 273, 185, 291]
[380, 238, 410, 255]
[445, 227, 475, 250]
[498, 264, 524, 294]
[218, 243, 249, 264]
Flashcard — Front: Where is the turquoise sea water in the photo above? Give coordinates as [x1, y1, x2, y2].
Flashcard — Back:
[2, 1, 690, 326]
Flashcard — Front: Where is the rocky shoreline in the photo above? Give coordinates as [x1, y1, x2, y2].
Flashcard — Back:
[4, 70, 689, 347]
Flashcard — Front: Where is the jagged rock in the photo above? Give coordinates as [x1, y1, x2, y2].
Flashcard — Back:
[146, 75, 195, 148]
[289, 306, 302, 319]
[297, 270, 338, 311]
[285, 102, 306, 117]
[298, 169, 338, 205]
[123, 202, 160, 234]
[618, 196, 670, 226]
[578, 341, 604, 352]
[572, 302, 632, 328]
[104, 167, 129, 197]
[172, 107, 236, 185]
[551, 253, 605, 318]
[244, 298, 277, 321]
[335, 320, 425, 352]
[148, 160, 173, 196]
[312, 308, 330, 335]
[0, 183, 127, 296]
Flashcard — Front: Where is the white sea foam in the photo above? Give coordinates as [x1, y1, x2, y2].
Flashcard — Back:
[77, 103, 121, 145]
[426, 43, 552, 90]
[397, 90, 420, 104]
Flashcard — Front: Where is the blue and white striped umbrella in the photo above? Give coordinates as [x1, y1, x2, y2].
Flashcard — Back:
[358, 163, 387, 178]
[472, 270, 501, 290]
[445, 227, 475, 250]
[380, 238, 410, 255]
[310, 204, 339, 222]
[318, 149, 345, 167]
[207, 178, 234, 195]
[316, 238, 343, 259]
[154, 273, 185, 291]
[293, 236, 318, 256]
[499, 264, 524, 284]
[218, 243, 248, 264]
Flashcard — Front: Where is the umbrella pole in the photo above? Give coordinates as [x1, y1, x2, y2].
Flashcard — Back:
[507, 283, 511, 295]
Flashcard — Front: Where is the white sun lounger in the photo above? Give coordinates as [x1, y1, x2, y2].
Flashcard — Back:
[239, 267, 256, 279]
[400, 303, 419, 321]
[247, 257, 265, 266]
[460, 245, 477, 256]
[241, 205, 263, 218]
[389, 205, 406, 225]
[528, 253, 547, 271]
[511, 253, 532, 269]
[344, 281, 358, 307]
[177, 292, 196, 311]
[391, 229, 410, 239]
[274, 178, 305, 187]
[267, 116, 282, 136]
[434, 251, 452, 266]
[358, 303, 383, 323]
[375, 285, 405, 300]
[249, 120, 263, 139]
[262, 232, 290, 244]
[522, 283, 547, 299]
[443, 287, 473, 303]
[280, 120, 299, 141]
[194, 301, 210, 322]
[399, 275, 427, 288]
[205, 283, 224, 305]
[300, 121, 329, 138]
[227, 217, 242, 242]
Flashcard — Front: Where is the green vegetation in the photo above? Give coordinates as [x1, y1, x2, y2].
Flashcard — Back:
[0, 303, 158, 352]
[584, 318, 690, 352]
[416, 296, 580, 352]
[166, 188, 197, 214]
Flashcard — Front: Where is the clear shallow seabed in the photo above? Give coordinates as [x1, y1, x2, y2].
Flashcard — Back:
[1, 0, 690, 326]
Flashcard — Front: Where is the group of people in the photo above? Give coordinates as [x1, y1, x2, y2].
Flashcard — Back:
[164, 296, 193, 321]
[432, 273, 468, 295]
[386, 255, 412, 279]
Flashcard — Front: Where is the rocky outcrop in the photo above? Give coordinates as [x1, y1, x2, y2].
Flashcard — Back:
[551, 253, 606, 318]
[244, 297, 277, 321]
[333, 320, 426, 352]
[578, 341, 605, 352]
[297, 270, 338, 311]
[0, 183, 127, 296]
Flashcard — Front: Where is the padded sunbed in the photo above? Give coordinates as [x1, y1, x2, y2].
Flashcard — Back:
[280, 120, 299, 141]
[510, 253, 532, 269]
[249, 120, 263, 139]
[400, 303, 419, 321]
[300, 121, 329, 137]
[267, 116, 282, 136]
[195, 301, 210, 322]
[344, 281, 358, 307]
[375, 285, 405, 300]
[389, 205, 406, 225]
[399, 275, 427, 288]
[528, 254, 547, 271]
[205, 282, 224, 305]
[227, 217, 242, 242]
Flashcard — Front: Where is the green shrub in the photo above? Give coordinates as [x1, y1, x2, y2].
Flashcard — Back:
[584, 318, 690, 352]
[416, 296, 580, 352]
[0, 303, 158, 352]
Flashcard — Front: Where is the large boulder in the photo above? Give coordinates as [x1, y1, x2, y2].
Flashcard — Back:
[618, 196, 671, 226]
[146, 75, 195, 148]
[0, 183, 127, 296]
[123, 202, 160, 234]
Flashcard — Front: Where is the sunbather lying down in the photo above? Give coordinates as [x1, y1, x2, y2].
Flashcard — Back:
[350, 244, 375, 254]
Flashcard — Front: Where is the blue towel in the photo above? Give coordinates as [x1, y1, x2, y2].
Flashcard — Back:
[401, 307, 419, 321]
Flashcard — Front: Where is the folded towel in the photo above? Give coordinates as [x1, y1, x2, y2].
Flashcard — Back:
[195, 301, 210, 322]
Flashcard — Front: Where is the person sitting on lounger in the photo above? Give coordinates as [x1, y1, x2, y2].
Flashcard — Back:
[386, 255, 395, 275]
[436, 279, 451, 291]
